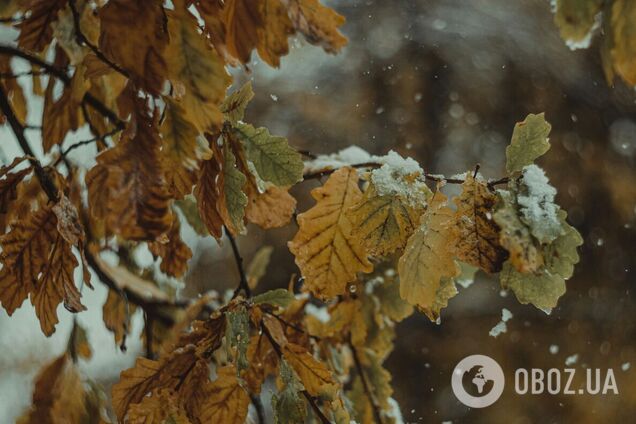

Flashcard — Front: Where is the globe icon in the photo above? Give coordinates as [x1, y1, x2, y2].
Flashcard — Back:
[461, 365, 495, 397]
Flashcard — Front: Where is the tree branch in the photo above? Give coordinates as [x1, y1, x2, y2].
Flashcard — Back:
[0, 84, 59, 202]
[68, 0, 129, 79]
[0, 44, 126, 130]
[227, 227, 251, 298]
[350, 341, 383, 424]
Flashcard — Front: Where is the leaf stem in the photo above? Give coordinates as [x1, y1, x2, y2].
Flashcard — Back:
[227, 227, 251, 298]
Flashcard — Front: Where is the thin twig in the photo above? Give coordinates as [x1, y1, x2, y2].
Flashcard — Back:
[54, 127, 121, 166]
[0, 44, 126, 129]
[0, 84, 59, 202]
[68, 0, 129, 79]
[264, 310, 321, 341]
[302, 161, 382, 180]
[227, 227, 251, 298]
[350, 341, 383, 424]
[144, 313, 154, 359]
[250, 394, 265, 424]
[262, 324, 332, 424]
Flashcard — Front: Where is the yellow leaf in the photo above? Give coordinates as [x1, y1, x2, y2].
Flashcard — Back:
[199, 365, 250, 424]
[610, 0, 636, 86]
[452, 174, 508, 273]
[287, 0, 348, 54]
[347, 183, 423, 258]
[166, 3, 231, 132]
[283, 342, 339, 399]
[257, 0, 294, 67]
[128, 389, 191, 424]
[246, 185, 297, 229]
[398, 192, 459, 317]
[103, 288, 136, 348]
[289, 167, 372, 299]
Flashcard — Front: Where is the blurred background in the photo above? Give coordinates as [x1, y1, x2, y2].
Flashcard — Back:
[1, 0, 636, 422]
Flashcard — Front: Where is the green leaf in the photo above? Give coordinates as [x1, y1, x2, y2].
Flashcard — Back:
[505, 113, 552, 174]
[272, 361, 307, 424]
[252, 288, 295, 308]
[233, 122, 304, 186]
[371, 273, 413, 323]
[221, 81, 255, 125]
[501, 210, 583, 311]
[220, 144, 248, 234]
[226, 305, 250, 372]
[553, 0, 603, 46]
[246, 246, 274, 289]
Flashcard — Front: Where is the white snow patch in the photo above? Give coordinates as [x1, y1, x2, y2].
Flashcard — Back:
[549, 344, 559, 355]
[489, 308, 513, 337]
[371, 150, 429, 207]
[304, 145, 376, 172]
[518, 165, 562, 243]
[622, 362, 631, 371]
[305, 303, 330, 323]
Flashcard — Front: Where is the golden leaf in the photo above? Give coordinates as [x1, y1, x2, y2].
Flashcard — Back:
[33, 233, 85, 336]
[103, 288, 136, 347]
[0, 159, 31, 215]
[398, 192, 460, 316]
[257, 0, 294, 67]
[282, 342, 339, 400]
[128, 389, 191, 424]
[18, 354, 93, 424]
[609, 0, 636, 86]
[112, 347, 199, 421]
[246, 185, 297, 229]
[452, 174, 508, 273]
[86, 112, 173, 241]
[242, 334, 278, 394]
[223, 0, 261, 64]
[99, 0, 168, 94]
[347, 183, 423, 258]
[0, 205, 57, 315]
[289, 167, 372, 299]
[148, 217, 193, 278]
[17, 0, 67, 52]
[160, 99, 206, 199]
[166, 3, 231, 132]
[287, 0, 348, 54]
[193, 153, 224, 240]
[199, 365, 250, 424]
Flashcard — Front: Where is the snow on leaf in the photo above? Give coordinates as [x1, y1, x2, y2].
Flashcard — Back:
[370, 150, 431, 208]
[505, 113, 552, 174]
[553, 0, 603, 50]
[289, 167, 372, 299]
[500, 209, 583, 311]
[348, 182, 426, 258]
[517, 164, 563, 244]
[233, 122, 304, 186]
[493, 189, 544, 273]
[398, 192, 459, 319]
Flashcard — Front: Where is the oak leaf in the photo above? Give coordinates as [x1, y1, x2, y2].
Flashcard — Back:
[103, 288, 136, 347]
[199, 365, 250, 424]
[505, 113, 551, 174]
[553, 0, 603, 47]
[398, 192, 459, 318]
[289, 167, 372, 299]
[160, 99, 209, 199]
[86, 112, 173, 241]
[347, 182, 423, 258]
[257, 0, 295, 67]
[166, 3, 231, 131]
[242, 334, 278, 394]
[99, 0, 169, 94]
[287, 0, 348, 54]
[193, 154, 225, 239]
[283, 342, 338, 399]
[246, 185, 297, 229]
[452, 174, 508, 273]
[17, 0, 66, 52]
[217, 144, 248, 234]
[609, 0, 636, 86]
[148, 217, 193, 278]
[0, 158, 31, 215]
[33, 233, 86, 336]
[234, 122, 304, 186]
[220, 81, 255, 124]
[0, 205, 57, 315]
[128, 389, 191, 424]
[501, 210, 582, 311]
